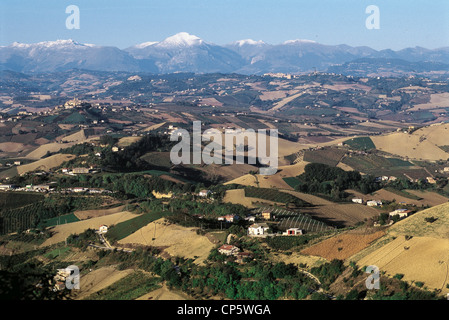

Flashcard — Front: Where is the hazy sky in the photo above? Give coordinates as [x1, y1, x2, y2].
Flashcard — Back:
[1, 0, 448, 50]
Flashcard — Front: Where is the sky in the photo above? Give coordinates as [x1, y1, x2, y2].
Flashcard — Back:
[1, 0, 448, 50]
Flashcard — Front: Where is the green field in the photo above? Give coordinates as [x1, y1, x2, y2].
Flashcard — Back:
[140, 152, 172, 169]
[341, 153, 413, 175]
[39, 213, 80, 228]
[44, 246, 71, 259]
[0, 192, 44, 210]
[303, 148, 346, 167]
[283, 177, 302, 189]
[107, 210, 174, 242]
[344, 137, 375, 150]
[61, 111, 88, 124]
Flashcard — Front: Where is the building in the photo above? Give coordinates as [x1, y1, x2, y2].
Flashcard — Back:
[367, 200, 382, 207]
[98, 225, 108, 233]
[0, 184, 15, 191]
[261, 211, 273, 220]
[283, 228, 303, 236]
[217, 215, 239, 223]
[248, 223, 270, 236]
[244, 215, 256, 223]
[198, 190, 211, 197]
[389, 209, 411, 219]
[235, 252, 253, 264]
[426, 177, 437, 184]
[72, 167, 90, 174]
[352, 198, 363, 204]
[218, 244, 240, 256]
[152, 190, 173, 199]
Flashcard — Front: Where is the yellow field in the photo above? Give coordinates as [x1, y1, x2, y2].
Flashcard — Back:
[365, 188, 449, 207]
[352, 202, 449, 293]
[118, 218, 215, 265]
[225, 161, 309, 189]
[387, 202, 449, 239]
[0, 142, 28, 153]
[282, 190, 380, 226]
[60, 129, 87, 143]
[410, 93, 449, 111]
[259, 90, 288, 101]
[405, 190, 449, 207]
[74, 266, 135, 300]
[137, 284, 193, 300]
[117, 136, 142, 147]
[222, 188, 282, 208]
[371, 123, 449, 160]
[268, 90, 305, 112]
[74, 205, 126, 220]
[41, 211, 138, 247]
[15, 154, 76, 176]
[141, 122, 166, 132]
[357, 236, 449, 294]
[301, 230, 385, 261]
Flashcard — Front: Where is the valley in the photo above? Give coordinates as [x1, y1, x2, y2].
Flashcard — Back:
[1, 70, 449, 301]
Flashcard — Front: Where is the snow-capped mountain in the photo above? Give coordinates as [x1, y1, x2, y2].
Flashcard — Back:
[1, 33, 449, 74]
[224, 39, 272, 66]
[125, 32, 245, 73]
[155, 32, 204, 48]
[0, 39, 143, 73]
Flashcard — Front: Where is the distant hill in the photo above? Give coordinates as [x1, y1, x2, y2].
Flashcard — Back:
[1, 33, 449, 76]
[328, 58, 449, 77]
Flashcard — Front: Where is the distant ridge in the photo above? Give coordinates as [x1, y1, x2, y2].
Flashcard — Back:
[1, 32, 449, 75]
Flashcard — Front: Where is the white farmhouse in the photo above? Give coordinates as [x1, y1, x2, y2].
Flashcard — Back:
[248, 223, 270, 236]
[389, 209, 410, 219]
[283, 228, 303, 236]
[367, 200, 382, 207]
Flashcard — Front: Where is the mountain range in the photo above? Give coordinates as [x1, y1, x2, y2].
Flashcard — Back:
[1, 32, 449, 75]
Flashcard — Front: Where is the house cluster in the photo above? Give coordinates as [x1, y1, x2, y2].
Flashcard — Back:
[25, 183, 56, 192]
[61, 167, 99, 175]
[53, 268, 75, 291]
[247, 223, 303, 237]
[1, 161, 22, 167]
[60, 187, 112, 194]
[217, 244, 253, 264]
[63, 98, 84, 109]
[263, 72, 292, 79]
[164, 124, 181, 137]
[375, 176, 397, 182]
[0, 184, 16, 191]
[352, 198, 384, 207]
[217, 215, 239, 223]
